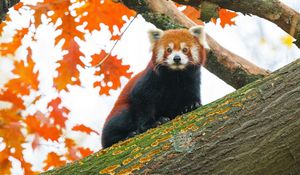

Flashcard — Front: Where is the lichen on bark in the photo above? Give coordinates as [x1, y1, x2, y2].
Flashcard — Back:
[42, 59, 300, 175]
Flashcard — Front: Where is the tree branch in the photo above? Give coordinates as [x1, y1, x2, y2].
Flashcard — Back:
[0, 0, 19, 22]
[173, 0, 300, 48]
[42, 58, 300, 175]
[122, 0, 270, 89]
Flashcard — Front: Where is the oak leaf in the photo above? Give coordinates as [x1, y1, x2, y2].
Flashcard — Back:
[72, 124, 99, 135]
[44, 152, 66, 170]
[92, 50, 132, 95]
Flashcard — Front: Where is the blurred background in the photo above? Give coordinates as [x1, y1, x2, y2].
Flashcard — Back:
[0, 0, 300, 173]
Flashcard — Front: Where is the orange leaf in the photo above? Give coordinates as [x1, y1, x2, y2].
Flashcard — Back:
[0, 121, 25, 159]
[64, 138, 80, 161]
[54, 39, 84, 91]
[0, 28, 28, 56]
[47, 98, 69, 128]
[218, 8, 238, 28]
[25, 115, 41, 134]
[39, 125, 62, 141]
[5, 49, 39, 96]
[0, 16, 10, 34]
[0, 152, 11, 175]
[43, 152, 66, 170]
[78, 147, 93, 157]
[76, 0, 135, 32]
[20, 159, 36, 175]
[182, 6, 203, 25]
[92, 51, 132, 95]
[14, 2, 24, 11]
[0, 90, 25, 110]
[72, 124, 99, 135]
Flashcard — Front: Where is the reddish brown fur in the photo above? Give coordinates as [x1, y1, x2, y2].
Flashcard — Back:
[151, 29, 206, 65]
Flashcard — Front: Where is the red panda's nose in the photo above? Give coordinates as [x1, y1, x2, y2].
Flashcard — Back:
[173, 55, 181, 64]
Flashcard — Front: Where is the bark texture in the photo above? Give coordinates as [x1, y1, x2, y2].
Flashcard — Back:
[42, 59, 300, 175]
[0, 0, 19, 22]
[173, 0, 300, 48]
[122, 0, 270, 89]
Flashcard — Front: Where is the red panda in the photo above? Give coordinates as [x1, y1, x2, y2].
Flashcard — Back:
[101, 26, 208, 148]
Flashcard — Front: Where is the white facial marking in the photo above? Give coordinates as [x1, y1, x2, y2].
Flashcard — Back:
[168, 42, 174, 49]
[191, 46, 199, 63]
[166, 50, 189, 70]
[156, 46, 164, 62]
[180, 42, 187, 49]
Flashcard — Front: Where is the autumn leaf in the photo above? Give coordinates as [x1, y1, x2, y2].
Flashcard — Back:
[44, 152, 66, 170]
[218, 8, 238, 28]
[78, 147, 93, 157]
[182, 6, 203, 25]
[72, 124, 99, 135]
[5, 48, 39, 96]
[0, 16, 10, 34]
[0, 121, 25, 160]
[0, 150, 11, 175]
[54, 39, 84, 91]
[76, 0, 135, 32]
[48, 98, 69, 128]
[14, 2, 24, 11]
[92, 50, 132, 95]
[25, 114, 62, 141]
[0, 28, 29, 56]
[64, 138, 80, 161]
[39, 125, 62, 141]
[0, 90, 25, 110]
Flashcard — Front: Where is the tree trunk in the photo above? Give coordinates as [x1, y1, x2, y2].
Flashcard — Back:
[0, 0, 19, 22]
[42, 59, 300, 175]
[173, 0, 300, 48]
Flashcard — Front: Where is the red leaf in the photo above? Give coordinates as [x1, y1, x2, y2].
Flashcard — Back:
[182, 6, 203, 25]
[218, 8, 238, 28]
[25, 115, 41, 134]
[92, 51, 132, 95]
[0, 28, 28, 56]
[64, 138, 80, 161]
[14, 2, 24, 11]
[5, 48, 39, 96]
[0, 90, 25, 110]
[78, 147, 93, 157]
[39, 125, 62, 141]
[43, 152, 66, 170]
[47, 98, 69, 128]
[0, 150, 11, 175]
[54, 39, 84, 91]
[76, 0, 135, 32]
[72, 124, 99, 135]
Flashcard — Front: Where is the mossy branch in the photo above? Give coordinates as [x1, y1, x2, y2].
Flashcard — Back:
[43, 59, 300, 174]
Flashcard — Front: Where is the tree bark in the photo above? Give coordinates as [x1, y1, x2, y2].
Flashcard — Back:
[42, 58, 300, 175]
[0, 0, 19, 22]
[173, 0, 300, 48]
[122, 0, 270, 89]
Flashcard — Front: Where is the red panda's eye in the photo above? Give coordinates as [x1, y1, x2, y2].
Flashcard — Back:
[166, 48, 172, 53]
[182, 48, 188, 53]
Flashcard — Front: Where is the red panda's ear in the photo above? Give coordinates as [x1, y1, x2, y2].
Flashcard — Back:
[148, 28, 163, 44]
[189, 25, 209, 49]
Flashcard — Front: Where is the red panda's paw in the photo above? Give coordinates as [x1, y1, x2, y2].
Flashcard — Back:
[152, 117, 171, 127]
[126, 131, 138, 139]
[181, 102, 201, 114]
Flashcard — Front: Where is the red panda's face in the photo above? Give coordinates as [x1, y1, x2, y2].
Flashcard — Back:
[149, 26, 208, 70]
